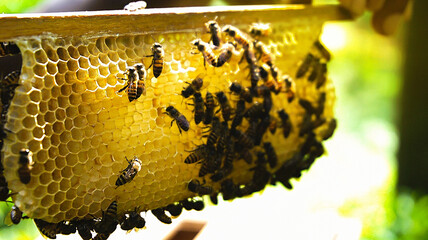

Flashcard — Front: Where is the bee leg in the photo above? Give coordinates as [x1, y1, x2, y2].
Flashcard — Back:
[176, 123, 182, 134]
[147, 60, 153, 69]
[117, 84, 129, 93]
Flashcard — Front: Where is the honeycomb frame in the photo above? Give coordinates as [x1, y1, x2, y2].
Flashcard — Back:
[0, 4, 350, 225]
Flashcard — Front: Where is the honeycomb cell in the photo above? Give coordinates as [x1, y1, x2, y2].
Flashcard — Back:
[67, 59, 79, 71]
[34, 49, 48, 63]
[77, 46, 89, 57]
[46, 47, 59, 62]
[57, 47, 70, 60]
[59, 179, 71, 191]
[47, 182, 59, 194]
[41, 195, 54, 208]
[68, 46, 79, 59]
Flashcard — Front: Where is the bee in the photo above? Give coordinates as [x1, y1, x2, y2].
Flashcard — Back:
[242, 46, 261, 90]
[182, 198, 205, 211]
[117, 66, 141, 102]
[191, 92, 205, 125]
[229, 82, 252, 103]
[298, 98, 316, 115]
[123, 1, 147, 11]
[316, 63, 327, 89]
[254, 41, 274, 68]
[272, 155, 301, 190]
[34, 219, 59, 239]
[232, 129, 254, 149]
[165, 106, 190, 133]
[321, 118, 337, 140]
[244, 102, 264, 120]
[203, 91, 216, 124]
[0, 42, 20, 56]
[308, 57, 321, 82]
[188, 179, 213, 195]
[0, 174, 11, 201]
[209, 193, 218, 205]
[184, 145, 206, 164]
[93, 233, 111, 240]
[120, 211, 146, 231]
[216, 42, 235, 67]
[73, 219, 95, 240]
[263, 142, 278, 168]
[18, 149, 32, 184]
[296, 53, 314, 78]
[95, 201, 118, 234]
[56, 221, 77, 235]
[181, 73, 205, 98]
[146, 42, 164, 78]
[165, 203, 183, 217]
[249, 22, 272, 38]
[254, 115, 271, 146]
[215, 91, 232, 122]
[315, 92, 326, 118]
[4, 205, 27, 225]
[205, 20, 221, 48]
[1, 70, 20, 106]
[192, 39, 217, 67]
[314, 40, 331, 61]
[222, 25, 251, 49]
[278, 109, 292, 138]
[282, 75, 296, 103]
[221, 179, 238, 200]
[115, 156, 142, 187]
[151, 208, 172, 224]
[134, 63, 147, 97]
[231, 99, 246, 130]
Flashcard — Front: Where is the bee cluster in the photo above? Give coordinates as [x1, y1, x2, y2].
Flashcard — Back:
[0, 14, 336, 240]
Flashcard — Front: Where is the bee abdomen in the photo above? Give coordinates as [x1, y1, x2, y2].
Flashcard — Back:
[151, 208, 172, 224]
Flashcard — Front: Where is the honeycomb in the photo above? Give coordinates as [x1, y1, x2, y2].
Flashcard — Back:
[1, 17, 335, 224]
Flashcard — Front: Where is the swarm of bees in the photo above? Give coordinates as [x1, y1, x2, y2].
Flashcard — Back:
[0, 15, 337, 240]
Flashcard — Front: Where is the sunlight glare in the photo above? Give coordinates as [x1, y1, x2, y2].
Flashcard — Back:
[321, 24, 347, 51]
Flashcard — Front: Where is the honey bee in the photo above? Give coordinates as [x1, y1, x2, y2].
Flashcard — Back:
[117, 66, 141, 102]
[254, 115, 271, 146]
[1, 70, 20, 106]
[146, 42, 164, 78]
[184, 145, 206, 164]
[115, 156, 142, 188]
[282, 75, 296, 103]
[205, 20, 221, 48]
[120, 211, 146, 231]
[316, 63, 327, 89]
[0, 174, 11, 201]
[221, 178, 238, 200]
[298, 98, 316, 115]
[18, 149, 32, 184]
[165, 203, 183, 217]
[151, 208, 172, 224]
[198, 153, 221, 177]
[123, 1, 147, 11]
[278, 109, 292, 138]
[165, 106, 190, 133]
[231, 99, 246, 131]
[56, 221, 77, 235]
[134, 63, 147, 97]
[209, 193, 218, 205]
[215, 91, 232, 122]
[244, 102, 264, 120]
[73, 219, 95, 240]
[0, 42, 20, 56]
[215, 42, 235, 67]
[231, 129, 254, 149]
[254, 41, 274, 68]
[93, 233, 111, 240]
[192, 39, 217, 67]
[242, 46, 261, 90]
[181, 73, 205, 98]
[314, 40, 331, 61]
[308, 57, 321, 82]
[191, 92, 205, 125]
[249, 22, 272, 38]
[229, 82, 252, 103]
[181, 198, 205, 211]
[4, 205, 27, 225]
[203, 91, 216, 124]
[95, 201, 118, 234]
[222, 25, 251, 49]
[296, 53, 314, 78]
[34, 219, 59, 239]
[188, 179, 213, 195]
[263, 142, 278, 168]
[321, 118, 337, 140]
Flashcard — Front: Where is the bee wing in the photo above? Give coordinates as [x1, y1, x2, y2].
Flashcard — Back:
[3, 209, 13, 226]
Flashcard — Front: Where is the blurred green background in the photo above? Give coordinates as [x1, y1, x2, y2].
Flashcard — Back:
[0, 0, 423, 240]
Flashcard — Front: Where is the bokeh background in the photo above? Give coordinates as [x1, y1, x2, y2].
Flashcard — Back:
[0, 0, 425, 239]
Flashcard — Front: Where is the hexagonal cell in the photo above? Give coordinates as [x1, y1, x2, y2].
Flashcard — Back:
[61, 166, 73, 178]
[59, 179, 71, 191]
[54, 191, 66, 204]
[68, 46, 79, 59]
[57, 47, 70, 61]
